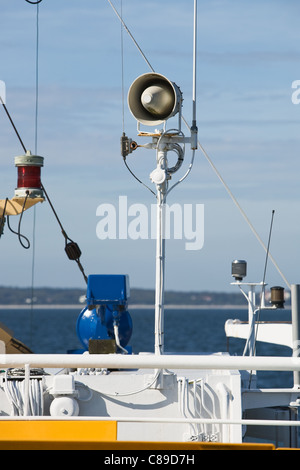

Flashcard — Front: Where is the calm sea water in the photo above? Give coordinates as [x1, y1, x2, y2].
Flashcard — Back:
[0, 307, 293, 388]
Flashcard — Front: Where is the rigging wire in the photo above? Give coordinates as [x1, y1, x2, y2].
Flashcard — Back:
[0, 92, 88, 283]
[34, 3, 40, 155]
[107, 0, 291, 290]
[0, 0, 88, 286]
[40, 183, 88, 284]
[30, 1, 41, 346]
[196, 139, 291, 290]
[0, 63, 88, 285]
[4, 0, 288, 291]
[107, 0, 155, 73]
[118, 0, 156, 198]
[0, 96, 27, 153]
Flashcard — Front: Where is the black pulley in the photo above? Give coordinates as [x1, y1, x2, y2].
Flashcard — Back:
[65, 241, 82, 260]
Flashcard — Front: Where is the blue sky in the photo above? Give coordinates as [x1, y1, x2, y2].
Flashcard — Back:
[0, 0, 300, 295]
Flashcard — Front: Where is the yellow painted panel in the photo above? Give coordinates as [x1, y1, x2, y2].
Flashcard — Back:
[0, 421, 292, 450]
[0, 421, 117, 450]
[0, 197, 44, 216]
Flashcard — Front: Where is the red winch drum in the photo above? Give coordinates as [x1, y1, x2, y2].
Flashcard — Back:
[14, 151, 44, 198]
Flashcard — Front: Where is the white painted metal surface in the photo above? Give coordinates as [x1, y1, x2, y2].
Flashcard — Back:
[225, 319, 292, 348]
[1, 353, 300, 371]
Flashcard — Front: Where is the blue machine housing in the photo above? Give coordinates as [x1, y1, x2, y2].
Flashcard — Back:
[76, 275, 133, 352]
[86, 274, 130, 307]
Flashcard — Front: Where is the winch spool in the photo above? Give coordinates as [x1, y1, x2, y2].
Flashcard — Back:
[14, 150, 44, 198]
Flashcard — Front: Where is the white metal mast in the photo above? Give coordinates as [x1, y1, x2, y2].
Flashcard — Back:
[154, 0, 198, 355]
[124, 0, 198, 356]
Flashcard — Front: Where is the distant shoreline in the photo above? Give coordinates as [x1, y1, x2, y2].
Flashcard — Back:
[0, 304, 247, 310]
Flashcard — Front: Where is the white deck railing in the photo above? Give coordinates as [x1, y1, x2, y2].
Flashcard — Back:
[0, 353, 300, 371]
[1, 353, 300, 445]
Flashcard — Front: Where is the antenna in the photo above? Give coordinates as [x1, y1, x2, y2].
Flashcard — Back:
[124, 2, 199, 356]
[190, 0, 198, 150]
[192, 0, 197, 127]
[247, 210, 276, 387]
[261, 209, 275, 306]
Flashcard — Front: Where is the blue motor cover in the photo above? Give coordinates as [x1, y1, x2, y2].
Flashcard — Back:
[76, 306, 133, 350]
[86, 274, 130, 307]
[76, 274, 132, 351]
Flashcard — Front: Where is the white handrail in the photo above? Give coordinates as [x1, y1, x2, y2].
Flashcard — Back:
[1, 354, 300, 371]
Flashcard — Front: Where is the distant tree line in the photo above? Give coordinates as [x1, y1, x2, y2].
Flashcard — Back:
[0, 286, 257, 306]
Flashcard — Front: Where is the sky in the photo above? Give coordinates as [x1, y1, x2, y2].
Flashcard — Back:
[0, 0, 300, 296]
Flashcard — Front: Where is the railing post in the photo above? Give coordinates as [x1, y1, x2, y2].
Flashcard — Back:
[291, 285, 300, 387]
